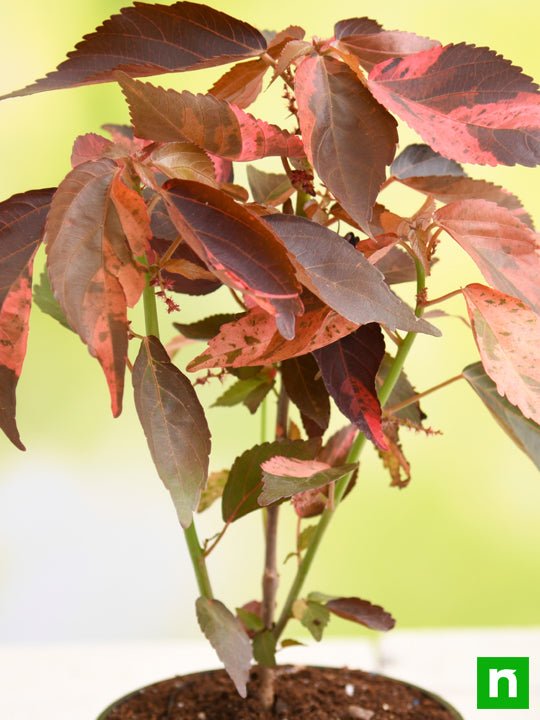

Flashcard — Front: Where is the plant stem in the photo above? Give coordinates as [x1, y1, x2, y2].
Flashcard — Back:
[259, 382, 289, 709]
[274, 258, 427, 640]
[385, 373, 464, 415]
[422, 288, 462, 307]
[142, 277, 213, 599]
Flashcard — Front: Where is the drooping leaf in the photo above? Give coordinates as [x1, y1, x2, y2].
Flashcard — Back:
[174, 314, 243, 341]
[436, 200, 540, 314]
[150, 143, 217, 185]
[196, 597, 252, 698]
[246, 166, 293, 206]
[45, 160, 145, 416]
[110, 173, 152, 257]
[292, 599, 330, 641]
[33, 271, 71, 331]
[265, 214, 438, 336]
[188, 295, 357, 371]
[391, 144, 464, 179]
[463, 284, 540, 424]
[252, 629, 277, 668]
[281, 354, 330, 435]
[324, 596, 395, 631]
[1, 2, 267, 100]
[118, 74, 305, 161]
[221, 438, 319, 523]
[368, 43, 540, 167]
[313, 324, 387, 449]
[133, 336, 211, 528]
[210, 58, 268, 109]
[197, 469, 229, 512]
[377, 419, 411, 488]
[71, 133, 113, 167]
[259, 457, 357, 506]
[463, 362, 540, 471]
[334, 17, 439, 72]
[295, 54, 397, 230]
[0, 188, 55, 310]
[164, 180, 302, 339]
[0, 268, 33, 450]
[213, 374, 274, 414]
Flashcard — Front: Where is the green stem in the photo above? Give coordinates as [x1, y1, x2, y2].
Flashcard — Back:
[274, 257, 427, 640]
[142, 278, 214, 599]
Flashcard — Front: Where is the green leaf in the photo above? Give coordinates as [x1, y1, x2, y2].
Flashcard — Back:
[236, 607, 264, 634]
[292, 599, 330, 641]
[213, 377, 269, 410]
[33, 271, 71, 331]
[463, 362, 540, 470]
[197, 469, 229, 513]
[259, 458, 358, 506]
[247, 166, 293, 206]
[196, 597, 253, 698]
[252, 629, 277, 667]
[298, 524, 317, 552]
[222, 438, 320, 523]
[132, 336, 211, 528]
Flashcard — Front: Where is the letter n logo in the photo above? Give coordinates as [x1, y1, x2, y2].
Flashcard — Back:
[477, 657, 529, 709]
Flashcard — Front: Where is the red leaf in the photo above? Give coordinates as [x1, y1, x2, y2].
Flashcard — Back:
[463, 284, 540, 424]
[334, 17, 439, 72]
[210, 58, 268, 109]
[163, 180, 302, 339]
[313, 324, 387, 449]
[188, 295, 357, 371]
[45, 160, 146, 417]
[296, 54, 397, 230]
[0, 268, 32, 451]
[437, 200, 540, 314]
[264, 214, 439, 336]
[133, 336, 211, 528]
[118, 74, 305, 161]
[368, 43, 540, 167]
[110, 174, 152, 258]
[71, 133, 113, 168]
[325, 597, 395, 631]
[1, 2, 266, 100]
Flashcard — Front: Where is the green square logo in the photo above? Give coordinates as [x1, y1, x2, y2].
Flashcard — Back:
[477, 657, 529, 709]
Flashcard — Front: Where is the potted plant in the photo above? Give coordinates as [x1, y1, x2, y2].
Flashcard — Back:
[1, 2, 539, 717]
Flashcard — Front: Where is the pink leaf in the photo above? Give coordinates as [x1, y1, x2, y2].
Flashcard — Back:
[71, 133, 113, 167]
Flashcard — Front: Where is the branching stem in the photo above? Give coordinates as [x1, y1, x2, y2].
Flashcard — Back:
[385, 373, 464, 415]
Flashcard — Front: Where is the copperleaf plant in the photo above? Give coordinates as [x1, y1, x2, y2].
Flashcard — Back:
[1, 1, 539, 707]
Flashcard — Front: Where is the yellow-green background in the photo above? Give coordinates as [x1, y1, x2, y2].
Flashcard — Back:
[0, 0, 539, 642]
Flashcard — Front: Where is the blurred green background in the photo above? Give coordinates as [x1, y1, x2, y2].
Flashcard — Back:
[0, 0, 539, 643]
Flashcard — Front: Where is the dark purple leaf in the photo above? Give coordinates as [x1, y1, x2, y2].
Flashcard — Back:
[282, 354, 330, 434]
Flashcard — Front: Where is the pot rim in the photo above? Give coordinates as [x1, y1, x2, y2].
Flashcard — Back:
[96, 665, 465, 719]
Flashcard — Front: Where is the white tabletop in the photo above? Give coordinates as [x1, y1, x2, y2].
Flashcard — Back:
[1, 629, 539, 719]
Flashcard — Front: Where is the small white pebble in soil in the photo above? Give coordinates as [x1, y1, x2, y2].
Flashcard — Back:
[197, 713, 206, 720]
[382, 704, 390, 711]
[345, 684, 355, 697]
[347, 706, 374, 720]
[177, 702, 184, 708]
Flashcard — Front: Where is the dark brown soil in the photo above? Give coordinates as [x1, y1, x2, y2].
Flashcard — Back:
[102, 666, 460, 720]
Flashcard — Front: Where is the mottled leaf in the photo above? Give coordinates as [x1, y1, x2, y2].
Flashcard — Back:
[282, 354, 330, 434]
[197, 469, 228, 513]
[33, 271, 71, 331]
[0, 188, 55, 310]
[210, 58, 268, 108]
[259, 457, 357, 506]
[325, 596, 395, 631]
[188, 295, 357, 371]
[436, 200, 540, 313]
[292, 599, 330, 641]
[296, 54, 397, 230]
[1, 2, 266, 100]
[119, 74, 304, 161]
[246, 166, 293, 206]
[196, 597, 252, 698]
[368, 43, 540, 167]
[463, 284, 540, 424]
[222, 438, 319, 522]
[314, 324, 387, 449]
[335, 17, 439, 72]
[265, 214, 439, 336]
[377, 419, 411, 488]
[464, 362, 540, 470]
[132, 336, 211, 528]
[391, 143, 464, 179]
[45, 160, 145, 416]
[150, 143, 217, 185]
[164, 181, 302, 339]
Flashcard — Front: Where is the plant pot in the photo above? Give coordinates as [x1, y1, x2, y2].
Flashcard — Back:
[96, 666, 464, 719]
